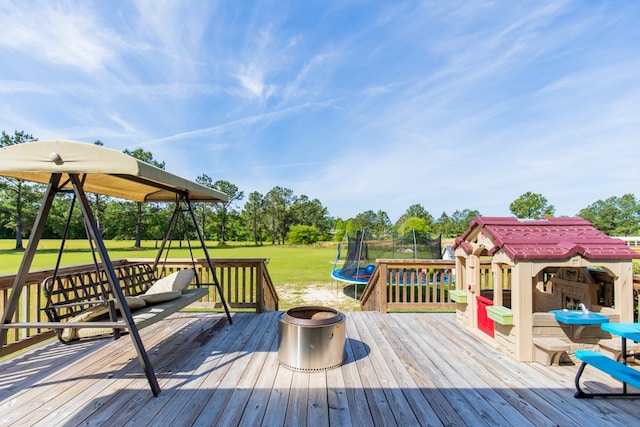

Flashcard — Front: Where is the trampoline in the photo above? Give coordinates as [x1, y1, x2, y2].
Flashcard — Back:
[331, 230, 443, 287]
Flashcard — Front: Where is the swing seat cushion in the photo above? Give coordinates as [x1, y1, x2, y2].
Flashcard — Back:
[140, 290, 182, 304]
[117, 296, 147, 310]
[61, 304, 111, 341]
[145, 269, 195, 294]
[62, 297, 148, 341]
[75, 288, 210, 340]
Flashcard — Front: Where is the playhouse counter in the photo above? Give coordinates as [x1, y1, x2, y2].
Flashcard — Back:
[550, 309, 609, 325]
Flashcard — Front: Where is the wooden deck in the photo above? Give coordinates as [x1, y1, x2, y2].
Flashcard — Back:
[1, 311, 638, 426]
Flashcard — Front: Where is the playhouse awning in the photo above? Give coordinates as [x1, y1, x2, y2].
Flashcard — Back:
[0, 140, 228, 203]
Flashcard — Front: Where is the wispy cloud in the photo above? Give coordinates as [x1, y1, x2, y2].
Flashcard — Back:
[231, 24, 279, 101]
[279, 49, 338, 103]
[131, 1, 217, 74]
[0, 1, 120, 73]
[138, 100, 334, 146]
[0, 80, 54, 94]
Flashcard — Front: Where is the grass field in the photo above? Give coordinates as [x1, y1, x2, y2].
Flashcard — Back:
[0, 239, 337, 281]
[0, 239, 360, 310]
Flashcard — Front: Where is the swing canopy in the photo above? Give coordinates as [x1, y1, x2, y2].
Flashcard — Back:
[0, 139, 228, 203]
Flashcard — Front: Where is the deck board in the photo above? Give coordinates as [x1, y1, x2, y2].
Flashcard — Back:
[338, 326, 374, 427]
[352, 313, 423, 427]
[368, 313, 466, 427]
[11, 314, 196, 427]
[1, 311, 639, 426]
[71, 313, 233, 427]
[345, 314, 396, 427]
[237, 330, 280, 427]
[394, 314, 504, 426]
[123, 312, 241, 427]
[359, 313, 441, 426]
[262, 364, 293, 426]
[404, 313, 538, 426]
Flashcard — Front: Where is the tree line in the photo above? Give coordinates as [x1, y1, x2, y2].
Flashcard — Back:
[1, 131, 639, 249]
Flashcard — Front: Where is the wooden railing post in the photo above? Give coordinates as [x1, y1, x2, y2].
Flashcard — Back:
[256, 260, 264, 313]
[379, 262, 388, 314]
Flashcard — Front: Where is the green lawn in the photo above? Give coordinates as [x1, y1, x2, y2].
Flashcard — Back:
[0, 239, 339, 286]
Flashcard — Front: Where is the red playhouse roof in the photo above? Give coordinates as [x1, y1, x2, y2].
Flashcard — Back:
[453, 217, 640, 261]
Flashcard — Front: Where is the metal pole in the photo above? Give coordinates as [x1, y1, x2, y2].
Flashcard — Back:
[153, 202, 181, 272]
[1, 174, 61, 346]
[70, 174, 161, 396]
[183, 195, 233, 324]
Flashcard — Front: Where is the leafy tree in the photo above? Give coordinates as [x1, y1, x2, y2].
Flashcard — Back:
[373, 210, 392, 238]
[344, 218, 356, 239]
[351, 209, 392, 238]
[432, 212, 454, 237]
[194, 174, 216, 239]
[122, 148, 166, 170]
[0, 180, 41, 243]
[264, 188, 282, 245]
[0, 131, 38, 249]
[616, 193, 640, 235]
[578, 194, 640, 236]
[432, 209, 481, 237]
[0, 199, 11, 239]
[287, 225, 321, 244]
[146, 203, 172, 247]
[353, 210, 377, 234]
[101, 199, 139, 240]
[289, 195, 332, 238]
[91, 140, 107, 233]
[333, 218, 346, 242]
[44, 193, 83, 239]
[96, 200, 167, 242]
[211, 179, 244, 244]
[449, 209, 480, 236]
[242, 191, 265, 245]
[509, 192, 555, 219]
[264, 186, 295, 244]
[397, 216, 430, 236]
[224, 210, 245, 241]
[122, 148, 165, 248]
[395, 204, 434, 231]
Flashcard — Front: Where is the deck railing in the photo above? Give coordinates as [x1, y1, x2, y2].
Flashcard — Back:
[360, 259, 457, 313]
[361, 260, 640, 320]
[0, 258, 277, 356]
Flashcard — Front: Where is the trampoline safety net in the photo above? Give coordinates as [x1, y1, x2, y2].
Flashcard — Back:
[332, 230, 442, 283]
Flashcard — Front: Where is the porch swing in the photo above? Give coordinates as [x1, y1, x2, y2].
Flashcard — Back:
[0, 140, 232, 396]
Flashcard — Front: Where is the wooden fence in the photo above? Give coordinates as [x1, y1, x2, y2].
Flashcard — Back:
[0, 258, 278, 356]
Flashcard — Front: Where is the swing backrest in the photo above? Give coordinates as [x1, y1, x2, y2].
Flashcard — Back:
[42, 263, 157, 322]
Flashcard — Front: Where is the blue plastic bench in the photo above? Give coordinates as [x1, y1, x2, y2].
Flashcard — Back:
[574, 349, 640, 398]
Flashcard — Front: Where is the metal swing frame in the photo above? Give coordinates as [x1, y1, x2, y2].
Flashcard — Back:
[153, 193, 233, 324]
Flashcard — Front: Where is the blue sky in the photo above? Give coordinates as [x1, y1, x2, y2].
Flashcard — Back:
[1, 1, 639, 223]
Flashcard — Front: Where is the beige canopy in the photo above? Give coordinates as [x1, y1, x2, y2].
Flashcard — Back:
[0, 140, 228, 203]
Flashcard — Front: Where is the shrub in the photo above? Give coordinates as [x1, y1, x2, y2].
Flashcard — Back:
[287, 225, 321, 244]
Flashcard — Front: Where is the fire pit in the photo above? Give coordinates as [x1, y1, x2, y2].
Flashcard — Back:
[278, 306, 346, 371]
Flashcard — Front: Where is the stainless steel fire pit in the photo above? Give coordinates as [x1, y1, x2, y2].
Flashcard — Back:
[278, 306, 346, 371]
